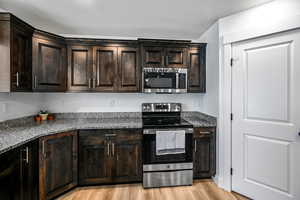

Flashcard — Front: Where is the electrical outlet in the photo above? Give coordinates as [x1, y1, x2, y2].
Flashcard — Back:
[1, 102, 7, 113]
[110, 100, 116, 107]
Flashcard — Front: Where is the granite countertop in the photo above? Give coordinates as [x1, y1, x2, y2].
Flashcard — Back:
[0, 112, 216, 155]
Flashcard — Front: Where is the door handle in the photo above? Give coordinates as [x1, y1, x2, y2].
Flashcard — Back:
[194, 140, 197, 152]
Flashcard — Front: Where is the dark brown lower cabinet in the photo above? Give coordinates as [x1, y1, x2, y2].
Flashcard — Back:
[79, 129, 142, 185]
[113, 130, 142, 183]
[193, 127, 216, 179]
[39, 131, 78, 200]
[0, 140, 38, 200]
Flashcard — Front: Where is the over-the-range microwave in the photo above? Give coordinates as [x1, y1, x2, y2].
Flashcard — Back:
[142, 68, 187, 94]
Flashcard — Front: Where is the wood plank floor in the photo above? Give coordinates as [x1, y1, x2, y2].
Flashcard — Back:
[56, 179, 250, 200]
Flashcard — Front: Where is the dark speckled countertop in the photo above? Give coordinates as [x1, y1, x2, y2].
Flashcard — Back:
[0, 112, 216, 155]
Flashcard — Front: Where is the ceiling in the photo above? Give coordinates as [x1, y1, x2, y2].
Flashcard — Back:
[0, 0, 273, 40]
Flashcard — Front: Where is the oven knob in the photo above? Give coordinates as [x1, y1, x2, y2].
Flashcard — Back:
[167, 165, 170, 169]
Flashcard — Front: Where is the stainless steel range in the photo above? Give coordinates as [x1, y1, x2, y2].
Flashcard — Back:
[142, 103, 194, 188]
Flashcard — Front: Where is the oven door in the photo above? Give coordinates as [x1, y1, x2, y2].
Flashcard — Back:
[142, 128, 193, 165]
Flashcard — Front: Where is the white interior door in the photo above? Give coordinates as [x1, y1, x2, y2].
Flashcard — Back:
[232, 29, 300, 200]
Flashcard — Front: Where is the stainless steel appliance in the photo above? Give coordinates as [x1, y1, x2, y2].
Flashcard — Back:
[142, 68, 187, 93]
[142, 103, 194, 188]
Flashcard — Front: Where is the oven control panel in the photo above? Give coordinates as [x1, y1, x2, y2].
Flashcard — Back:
[142, 103, 181, 112]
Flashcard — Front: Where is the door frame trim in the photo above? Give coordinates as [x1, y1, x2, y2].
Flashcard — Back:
[218, 27, 300, 192]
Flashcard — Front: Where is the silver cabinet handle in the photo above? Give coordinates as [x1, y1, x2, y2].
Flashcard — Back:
[199, 131, 211, 135]
[176, 73, 179, 89]
[22, 147, 29, 164]
[16, 72, 19, 87]
[194, 140, 197, 152]
[42, 140, 46, 158]
[105, 134, 116, 137]
[34, 76, 37, 89]
[93, 78, 96, 88]
[112, 143, 115, 156]
[107, 142, 110, 157]
[88, 78, 91, 89]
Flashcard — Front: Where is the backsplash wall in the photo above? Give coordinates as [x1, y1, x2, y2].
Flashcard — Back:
[0, 93, 204, 122]
[0, 93, 44, 122]
[44, 93, 204, 113]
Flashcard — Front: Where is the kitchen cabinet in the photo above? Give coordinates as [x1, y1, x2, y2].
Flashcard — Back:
[188, 44, 207, 93]
[141, 45, 188, 68]
[193, 127, 216, 179]
[165, 47, 188, 68]
[113, 129, 142, 182]
[117, 47, 140, 92]
[0, 13, 34, 92]
[79, 129, 142, 185]
[39, 131, 78, 200]
[67, 45, 140, 92]
[93, 46, 118, 92]
[0, 140, 38, 200]
[32, 31, 67, 92]
[67, 45, 93, 91]
[78, 130, 112, 184]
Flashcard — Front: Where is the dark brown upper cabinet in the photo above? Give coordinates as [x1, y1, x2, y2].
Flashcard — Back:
[188, 44, 207, 93]
[0, 13, 34, 92]
[117, 47, 139, 92]
[32, 31, 67, 92]
[93, 46, 118, 92]
[140, 39, 189, 69]
[165, 47, 188, 68]
[39, 131, 78, 200]
[68, 45, 93, 92]
[67, 44, 139, 93]
[142, 46, 165, 68]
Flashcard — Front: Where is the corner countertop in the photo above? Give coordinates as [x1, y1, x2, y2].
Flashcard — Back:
[0, 112, 216, 155]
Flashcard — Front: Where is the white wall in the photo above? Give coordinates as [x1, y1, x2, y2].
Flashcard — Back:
[197, 22, 219, 117]
[43, 93, 203, 113]
[219, 0, 300, 37]
[0, 93, 44, 122]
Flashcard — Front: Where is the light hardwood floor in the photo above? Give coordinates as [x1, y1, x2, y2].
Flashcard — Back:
[56, 179, 250, 200]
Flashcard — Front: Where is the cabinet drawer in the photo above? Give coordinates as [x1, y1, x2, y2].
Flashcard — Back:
[113, 129, 142, 141]
[79, 130, 110, 145]
[194, 127, 215, 138]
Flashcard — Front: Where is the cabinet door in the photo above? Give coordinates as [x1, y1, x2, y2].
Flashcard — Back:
[0, 148, 22, 200]
[117, 47, 140, 92]
[32, 37, 67, 92]
[20, 141, 39, 200]
[11, 26, 33, 92]
[78, 130, 112, 185]
[93, 46, 118, 92]
[112, 129, 142, 183]
[165, 47, 188, 68]
[39, 132, 77, 200]
[188, 46, 206, 93]
[113, 140, 142, 182]
[142, 46, 164, 68]
[193, 128, 216, 179]
[67, 45, 93, 91]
